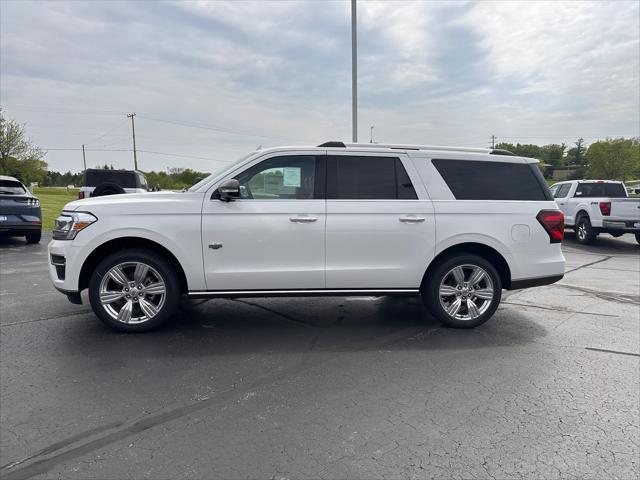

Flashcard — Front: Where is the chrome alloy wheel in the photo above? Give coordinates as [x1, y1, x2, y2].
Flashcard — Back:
[577, 222, 587, 241]
[438, 264, 495, 321]
[99, 262, 166, 324]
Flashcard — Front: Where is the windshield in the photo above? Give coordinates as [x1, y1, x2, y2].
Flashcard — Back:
[188, 152, 255, 191]
[0, 180, 27, 194]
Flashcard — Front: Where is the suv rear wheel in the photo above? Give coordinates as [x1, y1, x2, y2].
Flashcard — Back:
[88, 249, 180, 332]
[422, 254, 502, 328]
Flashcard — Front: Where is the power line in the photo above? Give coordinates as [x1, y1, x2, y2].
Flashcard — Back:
[40, 147, 232, 163]
[135, 114, 289, 141]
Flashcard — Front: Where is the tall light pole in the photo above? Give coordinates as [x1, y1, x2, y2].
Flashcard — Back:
[351, 0, 357, 143]
[127, 113, 138, 170]
[81, 144, 87, 171]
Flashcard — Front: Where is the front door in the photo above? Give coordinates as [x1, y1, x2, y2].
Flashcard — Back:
[201, 152, 326, 291]
[325, 153, 435, 289]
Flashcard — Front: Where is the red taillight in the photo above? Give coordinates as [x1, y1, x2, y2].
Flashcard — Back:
[537, 209, 564, 244]
[78, 191, 85, 199]
[599, 202, 611, 216]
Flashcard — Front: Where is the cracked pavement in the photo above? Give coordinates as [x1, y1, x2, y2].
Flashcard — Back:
[1, 232, 638, 479]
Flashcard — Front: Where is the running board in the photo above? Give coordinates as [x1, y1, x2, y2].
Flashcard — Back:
[187, 289, 420, 299]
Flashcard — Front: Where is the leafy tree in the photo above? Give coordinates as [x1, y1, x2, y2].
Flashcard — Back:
[586, 138, 640, 180]
[0, 110, 47, 183]
[566, 138, 587, 166]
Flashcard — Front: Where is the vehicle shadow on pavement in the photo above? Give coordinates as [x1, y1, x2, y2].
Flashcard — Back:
[54, 295, 549, 359]
[562, 230, 639, 253]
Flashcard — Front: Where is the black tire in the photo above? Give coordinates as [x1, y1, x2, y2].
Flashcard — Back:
[92, 182, 125, 197]
[25, 230, 41, 244]
[635, 233, 640, 245]
[575, 215, 597, 245]
[422, 254, 502, 329]
[88, 249, 181, 332]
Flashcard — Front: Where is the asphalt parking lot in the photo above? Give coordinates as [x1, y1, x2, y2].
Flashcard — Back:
[1, 232, 638, 479]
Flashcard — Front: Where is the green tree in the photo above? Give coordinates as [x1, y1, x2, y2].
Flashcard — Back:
[0, 110, 47, 183]
[539, 143, 567, 167]
[566, 138, 587, 166]
[586, 138, 640, 180]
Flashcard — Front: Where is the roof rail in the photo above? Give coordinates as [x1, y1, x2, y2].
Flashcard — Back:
[316, 141, 516, 155]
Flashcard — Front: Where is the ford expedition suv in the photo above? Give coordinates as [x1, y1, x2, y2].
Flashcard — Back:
[48, 142, 566, 332]
[550, 180, 640, 245]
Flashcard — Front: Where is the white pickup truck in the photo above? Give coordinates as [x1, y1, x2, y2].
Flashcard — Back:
[550, 180, 640, 245]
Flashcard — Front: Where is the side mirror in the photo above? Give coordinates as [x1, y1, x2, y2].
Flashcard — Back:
[216, 179, 240, 202]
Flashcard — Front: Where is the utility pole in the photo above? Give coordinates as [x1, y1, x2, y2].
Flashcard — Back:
[351, 0, 357, 143]
[81, 144, 87, 171]
[370, 126, 374, 143]
[127, 113, 138, 170]
[491, 134, 496, 149]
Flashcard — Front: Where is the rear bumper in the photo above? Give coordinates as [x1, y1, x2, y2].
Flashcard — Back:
[509, 274, 564, 290]
[0, 223, 41, 236]
[602, 219, 640, 233]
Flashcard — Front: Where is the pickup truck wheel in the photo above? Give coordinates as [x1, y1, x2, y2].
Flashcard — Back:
[88, 249, 180, 332]
[422, 254, 502, 329]
[576, 216, 597, 245]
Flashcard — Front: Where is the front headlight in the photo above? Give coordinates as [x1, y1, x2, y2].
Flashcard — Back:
[53, 212, 97, 240]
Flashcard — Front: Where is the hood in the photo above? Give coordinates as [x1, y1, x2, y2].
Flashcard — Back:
[63, 190, 204, 215]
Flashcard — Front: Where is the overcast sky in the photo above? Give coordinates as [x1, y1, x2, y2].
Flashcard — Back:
[1, 0, 638, 173]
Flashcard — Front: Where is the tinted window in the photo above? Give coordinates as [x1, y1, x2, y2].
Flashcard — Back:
[574, 183, 627, 198]
[554, 184, 571, 198]
[431, 159, 551, 201]
[327, 156, 417, 200]
[85, 170, 137, 188]
[0, 180, 26, 194]
[235, 155, 319, 200]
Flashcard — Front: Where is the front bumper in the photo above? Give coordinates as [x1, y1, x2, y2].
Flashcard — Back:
[48, 239, 85, 294]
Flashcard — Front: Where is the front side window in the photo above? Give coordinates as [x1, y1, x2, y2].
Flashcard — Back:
[327, 155, 417, 200]
[234, 155, 319, 200]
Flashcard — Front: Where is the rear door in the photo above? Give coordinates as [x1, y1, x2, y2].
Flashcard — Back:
[325, 153, 434, 289]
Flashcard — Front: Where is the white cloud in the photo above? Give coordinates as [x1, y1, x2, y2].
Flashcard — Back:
[0, 0, 637, 172]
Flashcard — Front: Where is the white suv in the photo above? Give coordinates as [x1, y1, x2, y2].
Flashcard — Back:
[48, 142, 566, 332]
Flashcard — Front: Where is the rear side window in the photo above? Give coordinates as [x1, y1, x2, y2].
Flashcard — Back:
[431, 159, 551, 201]
[574, 183, 627, 198]
[327, 156, 418, 200]
[554, 184, 571, 198]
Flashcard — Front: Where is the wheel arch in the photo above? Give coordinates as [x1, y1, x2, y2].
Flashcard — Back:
[575, 209, 591, 221]
[421, 242, 512, 290]
[79, 237, 188, 293]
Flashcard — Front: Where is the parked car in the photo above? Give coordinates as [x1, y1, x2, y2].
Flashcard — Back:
[49, 142, 566, 332]
[550, 180, 640, 245]
[78, 169, 149, 199]
[0, 175, 42, 243]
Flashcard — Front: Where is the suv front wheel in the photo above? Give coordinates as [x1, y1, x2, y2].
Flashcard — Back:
[88, 249, 181, 332]
[422, 254, 502, 328]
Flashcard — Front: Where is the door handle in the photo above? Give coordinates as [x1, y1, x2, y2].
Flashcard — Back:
[399, 215, 426, 223]
[289, 216, 318, 223]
